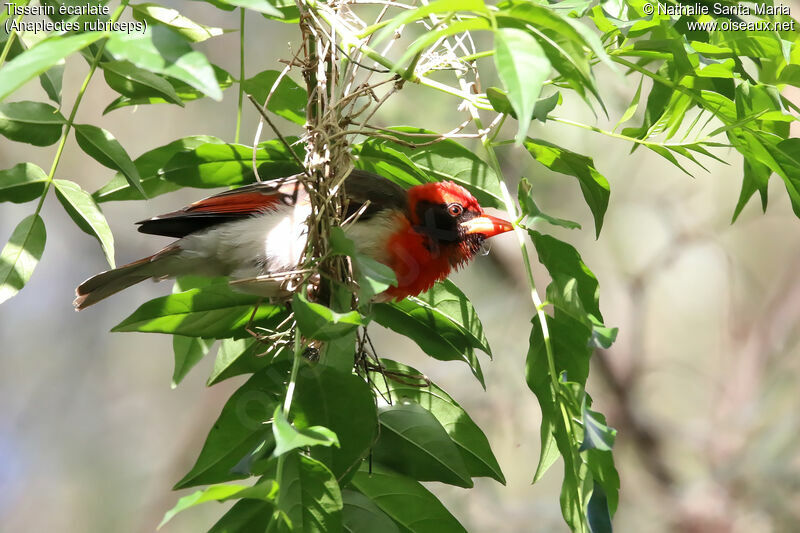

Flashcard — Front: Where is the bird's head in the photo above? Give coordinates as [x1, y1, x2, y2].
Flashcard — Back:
[406, 181, 513, 266]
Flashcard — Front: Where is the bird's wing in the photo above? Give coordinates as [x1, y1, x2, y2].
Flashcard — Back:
[344, 169, 409, 219]
[136, 177, 304, 238]
[135, 170, 409, 238]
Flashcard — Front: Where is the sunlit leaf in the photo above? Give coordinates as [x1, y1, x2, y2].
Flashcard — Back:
[112, 283, 289, 338]
[53, 179, 115, 268]
[159, 480, 277, 529]
[208, 336, 290, 386]
[373, 299, 485, 387]
[350, 465, 467, 533]
[277, 453, 343, 533]
[0, 163, 48, 204]
[494, 28, 551, 144]
[101, 60, 184, 106]
[93, 135, 224, 202]
[524, 139, 610, 236]
[372, 127, 504, 208]
[74, 124, 145, 197]
[243, 69, 308, 125]
[369, 359, 505, 484]
[0, 32, 104, 101]
[272, 406, 340, 457]
[0, 214, 46, 305]
[131, 3, 226, 42]
[373, 402, 473, 488]
[292, 293, 364, 341]
[0, 101, 64, 146]
[172, 335, 213, 388]
[579, 399, 616, 452]
[106, 26, 222, 101]
[103, 64, 233, 113]
[329, 227, 397, 303]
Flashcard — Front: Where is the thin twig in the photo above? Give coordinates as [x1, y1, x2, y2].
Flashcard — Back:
[247, 93, 312, 179]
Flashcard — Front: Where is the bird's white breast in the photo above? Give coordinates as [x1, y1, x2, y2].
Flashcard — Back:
[177, 202, 312, 279]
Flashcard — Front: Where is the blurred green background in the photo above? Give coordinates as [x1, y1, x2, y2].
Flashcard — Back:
[2, 3, 800, 532]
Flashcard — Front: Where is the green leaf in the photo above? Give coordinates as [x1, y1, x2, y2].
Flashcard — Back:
[0, 101, 65, 146]
[218, 0, 282, 16]
[277, 453, 343, 533]
[350, 465, 467, 533]
[171, 335, 213, 388]
[272, 406, 340, 457]
[369, 359, 505, 484]
[517, 178, 581, 230]
[159, 480, 278, 528]
[38, 60, 64, 104]
[0, 214, 46, 305]
[532, 415, 559, 483]
[587, 481, 613, 533]
[529, 231, 602, 322]
[93, 135, 224, 202]
[495, 1, 602, 110]
[131, 3, 226, 42]
[292, 293, 364, 341]
[579, 399, 616, 452]
[318, 327, 358, 374]
[396, 18, 492, 70]
[106, 26, 222, 101]
[353, 140, 431, 190]
[329, 227, 397, 303]
[292, 365, 378, 481]
[524, 139, 610, 236]
[103, 64, 233, 112]
[486, 87, 560, 123]
[101, 60, 184, 106]
[494, 28, 551, 144]
[373, 299, 485, 387]
[208, 499, 275, 533]
[613, 76, 643, 132]
[112, 283, 289, 338]
[53, 179, 115, 268]
[0, 32, 104, 101]
[372, 0, 488, 47]
[208, 336, 290, 386]
[0, 163, 48, 203]
[74, 124, 145, 197]
[373, 128, 504, 208]
[130, 140, 303, 193]
[341, 490, 401, 533]
[175, 366, 288, 488]
[243, 69, 308, 125]
[373, 402, 473, 488]
[414, 280, 493, 355]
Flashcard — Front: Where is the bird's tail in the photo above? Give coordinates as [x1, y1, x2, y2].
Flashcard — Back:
[74, 246, 181, 310]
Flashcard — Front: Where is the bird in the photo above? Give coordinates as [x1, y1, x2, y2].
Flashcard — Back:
[73, 169, 513, 310]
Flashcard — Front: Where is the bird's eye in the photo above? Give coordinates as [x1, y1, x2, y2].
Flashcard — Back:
[447, 203, 463, 217]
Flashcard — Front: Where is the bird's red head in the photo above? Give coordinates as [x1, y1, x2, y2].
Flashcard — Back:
[381, 180, 513, 300]
[406, 181, 514, 249]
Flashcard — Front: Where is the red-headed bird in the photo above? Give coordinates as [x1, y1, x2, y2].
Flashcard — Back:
[74, 170, 513, 309]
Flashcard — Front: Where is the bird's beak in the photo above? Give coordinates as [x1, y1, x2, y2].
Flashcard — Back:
[460, 214, 513, 237]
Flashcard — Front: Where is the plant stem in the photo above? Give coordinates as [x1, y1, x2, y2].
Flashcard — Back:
[471, 106, 585, 524]
[235, 7, 245, 144]
[283, 330, 303, 413]
[0, 0, 29, 68]
[33, 0, 130, 218]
